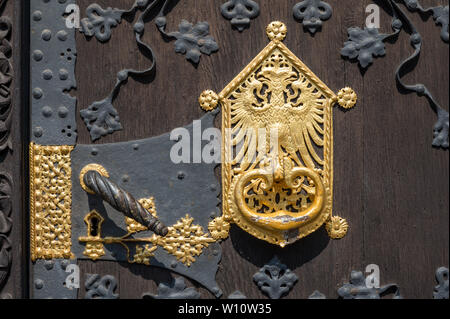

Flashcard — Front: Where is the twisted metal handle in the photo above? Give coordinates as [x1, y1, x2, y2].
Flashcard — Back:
[83, 170, 168, 236]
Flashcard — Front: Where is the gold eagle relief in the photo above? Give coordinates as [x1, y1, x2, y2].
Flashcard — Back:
[200, 22, 357, 247]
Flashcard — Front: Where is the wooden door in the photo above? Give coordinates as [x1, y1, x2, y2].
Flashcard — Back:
[1, 0, 448, 300]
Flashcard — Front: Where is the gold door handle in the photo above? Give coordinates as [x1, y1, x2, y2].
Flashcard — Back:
[234, 157, 325, 232]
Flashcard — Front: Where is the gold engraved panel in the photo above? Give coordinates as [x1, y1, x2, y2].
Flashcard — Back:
[30, 143, 74, 261]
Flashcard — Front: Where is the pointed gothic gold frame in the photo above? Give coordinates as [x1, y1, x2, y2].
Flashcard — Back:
[200, 22, 356, 247]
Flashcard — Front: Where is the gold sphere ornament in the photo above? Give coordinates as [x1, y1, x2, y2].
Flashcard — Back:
[337, 87, 357, 109]
[266, 21, 287, 41]
[208, 216, 231, 240]
[326, 216, 349, 239]
[199, 90, 219, 111]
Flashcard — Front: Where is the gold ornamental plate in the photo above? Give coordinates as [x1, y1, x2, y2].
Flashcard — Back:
[200, 22, 356, 247]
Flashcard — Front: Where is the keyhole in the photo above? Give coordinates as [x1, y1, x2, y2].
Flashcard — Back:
[90, 217, 99, 237]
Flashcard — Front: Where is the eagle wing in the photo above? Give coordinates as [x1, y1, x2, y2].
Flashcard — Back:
[229, 64, 327, 172]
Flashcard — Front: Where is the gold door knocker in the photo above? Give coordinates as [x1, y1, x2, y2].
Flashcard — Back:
[199, 22, 356, 247]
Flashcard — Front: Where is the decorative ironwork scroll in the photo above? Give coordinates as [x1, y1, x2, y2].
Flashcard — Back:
[433, 267, 449, 299]
[30, 143, 74, 261]
[253, 256, 298, 299]
[156, 19, 219, 64]
[85, 274, 119, 299]
[79, 210, 219, 268]
[293, 0, 332, 34]
[341, 0, 449, 149]
[143, 277, 201, 299]
[403, 0, 449, 43]
[79, 1, 218, 141]
[200, 21, 355, 247]
[220, 0, 260, 32]
[79, 1, 161, 141]
[71, 111, 223, 297]
[338, 270, 402, 299]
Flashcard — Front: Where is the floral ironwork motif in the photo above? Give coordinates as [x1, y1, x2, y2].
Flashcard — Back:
[78, 1, 160, 141]
[403, 0, 449, 43]
[79, 1, 218, 141]
[293, 0, 332, 34]
[220, 0, 260, 32]
[79, 211, 220, 267]
[433, 267, 449, 299]
[338, 270, 402, 299]
[157, 18, 219, 64]
[85, 274, 119, 299]
[341, 27, 388, 69]
[79, 98, 123, 142]
[143, 277, 201, 299]
[253, 256, 298, 299]
[80, 4, 124, 42]
[160, 215, 216, 266]
[341, 0, 449, 149]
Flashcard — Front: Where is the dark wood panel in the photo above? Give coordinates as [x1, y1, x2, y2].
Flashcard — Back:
[361, 0, 449, 299]
[71, 0, 448, 299]
[0, 0, 27, 299]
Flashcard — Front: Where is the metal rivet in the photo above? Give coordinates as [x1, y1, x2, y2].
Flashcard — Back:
[33, 88, 43, 99]
[58, 106, 68, 118]
[42, 69, 53, 80]
[60, 260, 69, 270]
[57, 30, 68, 41]
[177, 171, 185, 180]
[33, 50, 44, 61]
[33, 11, 42, 21]
[34, 279, 44, 290]
[42, 106, 53, 118]
[41, 29, 52, 41]
[59, 69, 69, 80]
[91, 148, 98, 156]
[34, 127, 43, 138]
[44, 260, 54, 270]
